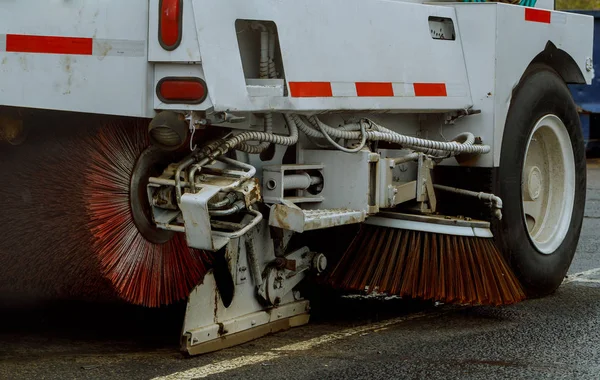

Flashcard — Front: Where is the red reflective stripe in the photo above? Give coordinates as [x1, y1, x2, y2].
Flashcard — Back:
[355, 82, 394, 97]
[159, 80, 205, 101]
[413, 83, 447, 97]
[289, 82, 333, 97]
[6, 34, 93, 55]
[160, 0, 182, 48]
[525, 8, 551, 24]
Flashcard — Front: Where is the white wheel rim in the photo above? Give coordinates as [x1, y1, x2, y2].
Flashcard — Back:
[521, 114, 575, 255]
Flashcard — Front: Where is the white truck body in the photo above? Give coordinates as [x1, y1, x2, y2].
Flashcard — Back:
[0, 1, 592, 166]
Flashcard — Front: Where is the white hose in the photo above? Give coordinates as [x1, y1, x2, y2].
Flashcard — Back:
[237, 25, 273, 154]
[259, 28, 269, 79]
[308, 116, 489, 156]
[268, 27, 277, 79]
[315, 118, 368, 153]
[237, 113, 273, 153]
[217, 113, 299, 156]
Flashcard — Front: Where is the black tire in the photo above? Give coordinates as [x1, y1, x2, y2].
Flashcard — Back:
[495, 64, 586, 297]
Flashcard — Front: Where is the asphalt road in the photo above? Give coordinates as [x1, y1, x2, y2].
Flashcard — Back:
[2, 163, 600, 380]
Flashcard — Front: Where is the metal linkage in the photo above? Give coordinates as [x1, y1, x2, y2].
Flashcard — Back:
[433, 184, 503, 220]
[147, 153, 264, 250]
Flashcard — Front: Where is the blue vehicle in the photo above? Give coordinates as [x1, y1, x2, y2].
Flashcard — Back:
[567, 10, 600, 155]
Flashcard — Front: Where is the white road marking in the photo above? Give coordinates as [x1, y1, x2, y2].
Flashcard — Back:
[153, 353, 279, 380]
[563, 267, 600, 284]
[566, 278, 600, 284]
[273, 312, 431, 351]
[151, 311, 439, 380]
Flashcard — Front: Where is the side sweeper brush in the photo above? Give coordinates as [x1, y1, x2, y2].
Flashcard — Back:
[0, 116, 211, 308]
[85, 121, 212, 307]
[326, 212, 526, 306]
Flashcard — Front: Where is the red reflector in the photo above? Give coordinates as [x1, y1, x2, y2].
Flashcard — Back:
[525, 8, 551, 24]
[355, 82, 394, 97]
[157, 78, 207, 104]
[159, 0, 183, 50]
[289, 82, 333, 97]
[6, 34, 93, 55]
[413, 83, 447, 97]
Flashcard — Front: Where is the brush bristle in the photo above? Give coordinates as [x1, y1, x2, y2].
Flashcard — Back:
[85, 121, 211, 308]
[326, 224, 526, 306]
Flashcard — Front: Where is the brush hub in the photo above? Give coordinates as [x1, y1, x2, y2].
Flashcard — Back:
[130, 147, 175, 244]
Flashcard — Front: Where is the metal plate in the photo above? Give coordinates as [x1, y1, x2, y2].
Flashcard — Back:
[366, 212, 493, 238]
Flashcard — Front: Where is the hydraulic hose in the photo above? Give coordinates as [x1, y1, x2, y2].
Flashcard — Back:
[236, 113, 273, 154]
[213, 113, 299, 157]
[209, 200, 247, 216]
[307, 116, 489, 155]
[237, 24, 275, 154]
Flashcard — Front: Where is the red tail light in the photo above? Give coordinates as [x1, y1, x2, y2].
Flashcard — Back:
[159, 0, 183, 51]
[157, 77, 208, 104]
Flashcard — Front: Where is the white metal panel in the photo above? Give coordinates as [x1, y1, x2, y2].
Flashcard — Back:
[439, 3, 498, 168]
[0, 0, 154, 118]
[444, 3, 593, 167]
[148, 0, 202, 63]
[192, 0, 473, 113]
[302, 149, 377, 213]
[494, 4, 594, 166]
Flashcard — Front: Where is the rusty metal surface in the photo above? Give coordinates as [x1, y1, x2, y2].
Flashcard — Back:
[269, 204, 365, 232]
[240, 177, 262, 207]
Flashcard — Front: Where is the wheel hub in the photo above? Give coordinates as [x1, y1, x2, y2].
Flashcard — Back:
[525, 166, 542, 201]
[521, 114, 575, 255]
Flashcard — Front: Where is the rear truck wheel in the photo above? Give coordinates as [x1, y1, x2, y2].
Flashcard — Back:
[495, 64, 586, 297]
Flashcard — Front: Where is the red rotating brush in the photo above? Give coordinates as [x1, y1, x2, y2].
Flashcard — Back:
[85, 120, 211, 307]
[0, 115, 211, 308]
[326, 223, 526, 306]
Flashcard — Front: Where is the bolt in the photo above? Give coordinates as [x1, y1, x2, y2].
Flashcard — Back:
[251, 320, 256, 326]
[313, 254, 328, 273]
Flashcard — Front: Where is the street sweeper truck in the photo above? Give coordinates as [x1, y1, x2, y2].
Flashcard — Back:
[0, 0, 593, 355]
